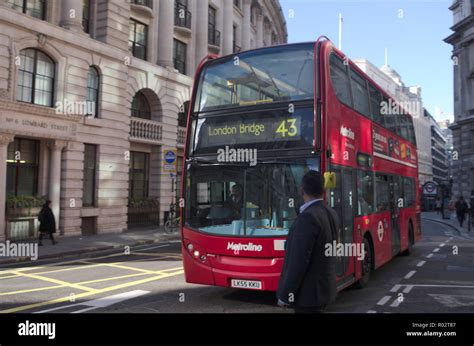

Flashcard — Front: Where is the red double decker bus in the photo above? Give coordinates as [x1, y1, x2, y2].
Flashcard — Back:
[181, 38, 421, 292]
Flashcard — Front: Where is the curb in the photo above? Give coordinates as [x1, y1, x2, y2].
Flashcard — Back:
[422, 217, 473, 238]
[0, 233, 181, 266]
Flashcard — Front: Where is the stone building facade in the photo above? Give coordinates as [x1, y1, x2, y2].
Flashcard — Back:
[426, 110, 449, 185]
[445, 0, 474, 199]
[354, 59, 433, 185]
[0, 0, 287, 240]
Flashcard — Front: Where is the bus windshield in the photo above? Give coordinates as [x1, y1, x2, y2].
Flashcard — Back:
[184, 158, 319, 237]
[194, 43, 314, 113]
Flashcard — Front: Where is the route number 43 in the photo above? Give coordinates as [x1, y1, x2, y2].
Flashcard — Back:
[276, 118, 298, 137]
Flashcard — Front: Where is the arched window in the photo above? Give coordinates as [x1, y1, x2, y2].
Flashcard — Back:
[131, 91, 151, 119]
[86, 66, 100, 118]
[17, 48, 55, 107]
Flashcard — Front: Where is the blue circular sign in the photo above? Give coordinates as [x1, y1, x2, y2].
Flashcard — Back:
[165, 151, 176, 164]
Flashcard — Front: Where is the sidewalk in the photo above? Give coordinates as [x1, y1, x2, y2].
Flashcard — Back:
[422, 211, 473, 237]
[0, 227, 181, 266]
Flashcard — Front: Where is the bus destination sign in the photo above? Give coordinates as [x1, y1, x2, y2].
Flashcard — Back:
[196, 115, 302, 147]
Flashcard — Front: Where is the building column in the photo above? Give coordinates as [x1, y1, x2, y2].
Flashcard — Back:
[157, 0, 174, 68]
[222, 0, 233, 55]
[195, 0, 209, 70]
[60, 0, 84, 32]
[48, 140, 67, 233]
[256, 13, 264, 48]
[241, 0, 251, 51]
[0, 134, 14, 241]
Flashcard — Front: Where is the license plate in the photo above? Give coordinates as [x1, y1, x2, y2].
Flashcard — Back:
[230, 279, 262, 290]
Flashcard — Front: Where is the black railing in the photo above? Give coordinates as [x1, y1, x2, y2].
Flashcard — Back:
[208, 25, 221, 46]
[132, 0, 152, 9]
[174, 3, 192, 29]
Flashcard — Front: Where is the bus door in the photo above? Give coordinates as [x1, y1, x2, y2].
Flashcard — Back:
[328, 167, 355, 280]
[389, 175, 401, 256]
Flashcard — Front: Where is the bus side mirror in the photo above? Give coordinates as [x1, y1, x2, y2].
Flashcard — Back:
[324, 172, 336, 189]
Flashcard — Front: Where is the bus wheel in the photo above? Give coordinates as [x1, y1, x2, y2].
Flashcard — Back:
[402, 223, 414, 256]
[354, 237, 372, 289]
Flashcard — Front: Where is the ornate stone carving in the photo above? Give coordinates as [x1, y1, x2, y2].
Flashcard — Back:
[0, 133, 14, 146]
[47, 139, 68, 151]
[37, 33, 47, 47]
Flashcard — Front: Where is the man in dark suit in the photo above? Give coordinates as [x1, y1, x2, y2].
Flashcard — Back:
[277, 170, 338, 313]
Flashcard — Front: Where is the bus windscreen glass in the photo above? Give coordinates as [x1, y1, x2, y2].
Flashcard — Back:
[184, 158, 319, 237]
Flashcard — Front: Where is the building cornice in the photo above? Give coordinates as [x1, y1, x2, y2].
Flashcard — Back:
[449, 116, 474, 129]
[444, 14, 474, 44]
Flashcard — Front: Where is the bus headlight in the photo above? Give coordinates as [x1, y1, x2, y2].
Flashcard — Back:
[187, 243, 194, 251]
[193, 250, 200, 258]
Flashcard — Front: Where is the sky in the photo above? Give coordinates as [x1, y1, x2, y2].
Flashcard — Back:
[280, 0, 454, 121]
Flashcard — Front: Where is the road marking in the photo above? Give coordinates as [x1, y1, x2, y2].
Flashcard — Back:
[80, 261, 159, 275]
[367, 310, 377, 313]
[32, 263, 106, 276]
[0, 272, 150, 297]
[433, 248, 440, 253]
[36, 290, 150, 314]
[390, 298, 402, 307]
[404, 271, 416, 279]
[400, 284, 474, 289]
[439, 243, 445, 247]
[0, 274, 21, 280]
[390, 285, 401, 293]
[0, 268, 184, 313]
[426, 253, 433, 258]
[428, 294, 474, 308]
[377, 296, 391, 306]
[131, 253, 181, 259]
[8, 270, 98, 293]
[403, 285, 414, 294]
[135, 244, 170, 252]
[0, 285, 65, 296]
[416, 261, 426, 267]
[0, 266, 45, 275]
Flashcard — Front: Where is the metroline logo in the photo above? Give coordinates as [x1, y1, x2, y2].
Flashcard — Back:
[227, 242, 263, 255]
[340, 126, 355, 140]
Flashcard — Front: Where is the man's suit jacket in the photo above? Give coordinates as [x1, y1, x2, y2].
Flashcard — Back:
[277, 200, 339, 308]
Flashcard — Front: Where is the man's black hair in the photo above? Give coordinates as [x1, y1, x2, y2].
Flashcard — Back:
[302, 170, 324, 198]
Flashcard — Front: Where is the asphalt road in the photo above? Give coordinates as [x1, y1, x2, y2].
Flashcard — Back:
[0, 218, 473, 314]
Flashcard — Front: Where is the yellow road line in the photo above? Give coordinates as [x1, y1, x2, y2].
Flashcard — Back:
[9, 271, 98, 293]
[32, 263, 106, 276]
[0, 272, 153, 297]
[130, 252, 181, 257]
[0, 266, 45, 275]
[0, 266, 184, 297]
[0, 284, 65, 296]
[0, 268, 184, 314]
[0, 274, 20, 280]
[79, 261, 159, 275]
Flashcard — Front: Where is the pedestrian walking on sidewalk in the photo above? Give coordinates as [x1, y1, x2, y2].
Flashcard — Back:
[38, 200, 58, 246]
[455, 196, 468, 228]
